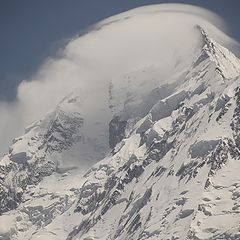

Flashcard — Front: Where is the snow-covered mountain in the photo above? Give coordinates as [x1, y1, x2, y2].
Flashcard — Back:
[1, 22, 240, 240]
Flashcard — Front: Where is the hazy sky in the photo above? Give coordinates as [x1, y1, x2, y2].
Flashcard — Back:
[0, 0, 240, 101]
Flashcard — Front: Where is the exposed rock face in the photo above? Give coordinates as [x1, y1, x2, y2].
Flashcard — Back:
[109, 116, 127, 149]
[1, 26, 240, 240]
[0, 100, 84, 214]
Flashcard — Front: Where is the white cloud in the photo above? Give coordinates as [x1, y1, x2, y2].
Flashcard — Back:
[0, 4, 239, 154]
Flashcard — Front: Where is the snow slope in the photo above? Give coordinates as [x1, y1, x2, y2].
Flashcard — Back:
[1, 18, 240, 240]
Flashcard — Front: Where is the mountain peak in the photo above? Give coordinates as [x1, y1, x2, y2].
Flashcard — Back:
[193, 25, 240, 79]
[2, 20, 240, 240]
[195, 24, 212, 46]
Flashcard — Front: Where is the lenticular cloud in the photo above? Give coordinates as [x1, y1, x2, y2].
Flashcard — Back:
[0, 4, 239, 154]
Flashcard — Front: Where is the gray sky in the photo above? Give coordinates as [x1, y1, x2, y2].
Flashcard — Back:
[0, 0, 240, 101]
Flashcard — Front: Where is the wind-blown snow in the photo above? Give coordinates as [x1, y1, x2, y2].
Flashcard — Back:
[0, 4, 239, 156]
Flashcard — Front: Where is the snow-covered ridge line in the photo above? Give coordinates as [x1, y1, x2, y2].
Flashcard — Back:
[194, 25, 240, 79]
